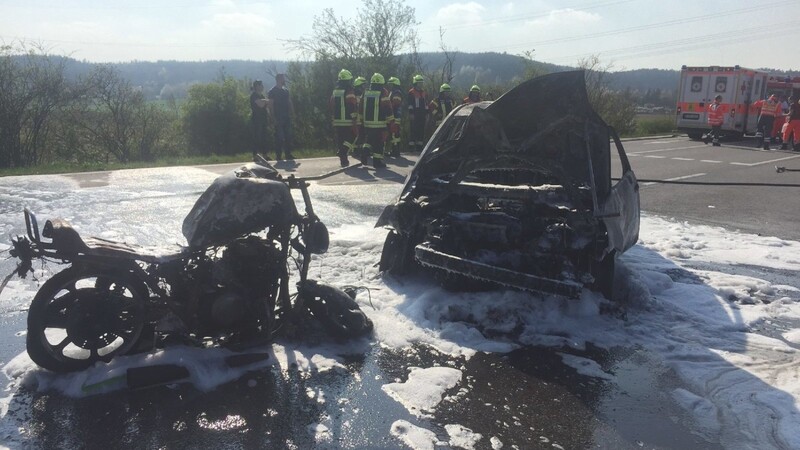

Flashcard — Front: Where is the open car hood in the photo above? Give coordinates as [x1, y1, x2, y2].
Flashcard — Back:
[388, 70, 613, 215]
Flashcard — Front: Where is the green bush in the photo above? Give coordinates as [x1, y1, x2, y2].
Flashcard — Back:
[633, 115, 675, 137]
[182, 78, 250, 156]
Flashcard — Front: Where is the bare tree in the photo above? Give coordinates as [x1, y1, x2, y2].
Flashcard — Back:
[0, 43, 73, 168]
[286, 0, 418, 73]
[578, 55, 636, 134]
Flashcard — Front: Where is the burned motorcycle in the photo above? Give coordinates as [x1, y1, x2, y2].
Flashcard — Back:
[6, 157, 372, 373]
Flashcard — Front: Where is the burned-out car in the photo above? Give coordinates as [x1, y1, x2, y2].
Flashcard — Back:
[376, 71, 640, 298]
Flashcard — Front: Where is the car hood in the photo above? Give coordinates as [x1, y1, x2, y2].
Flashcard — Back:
[404, 70, 610, 196]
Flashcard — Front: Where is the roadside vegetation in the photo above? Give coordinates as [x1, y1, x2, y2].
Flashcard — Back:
[1, 0, 672, 178]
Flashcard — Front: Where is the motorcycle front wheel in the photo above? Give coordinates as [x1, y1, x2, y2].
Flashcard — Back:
[26, 266, 147, 373]
[301, 280, 373, 339]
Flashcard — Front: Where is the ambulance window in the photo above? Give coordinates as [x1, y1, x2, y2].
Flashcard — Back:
[690, 76, 703, 93]
[754, 79, 762, 97]
[714, 77, 727, 93]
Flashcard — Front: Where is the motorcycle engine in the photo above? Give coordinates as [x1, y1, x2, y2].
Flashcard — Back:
[204, 235, 283, 330]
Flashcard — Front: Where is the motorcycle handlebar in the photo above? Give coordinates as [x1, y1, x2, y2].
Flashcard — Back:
[253, 154, 359, 185]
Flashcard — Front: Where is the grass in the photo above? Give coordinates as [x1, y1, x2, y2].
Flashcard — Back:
[2, 116, 678, 177]
[625, 114, 676, 138]
[0, 148, 336, 177]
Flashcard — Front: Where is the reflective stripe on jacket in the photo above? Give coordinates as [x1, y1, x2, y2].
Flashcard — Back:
[707, 102, 724, 126]
[363, 88, 394, 129]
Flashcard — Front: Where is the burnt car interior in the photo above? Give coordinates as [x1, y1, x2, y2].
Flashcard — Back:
[377, 71, 640, 299]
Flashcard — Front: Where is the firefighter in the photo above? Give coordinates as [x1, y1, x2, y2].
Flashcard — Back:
[330, 69, 359, 167]
[407, 74, 428, 153]
[781, 98, 800, 151]
[352, 76, 367, 160]
[429, 83, 455, 128]
[361, 73, 395, 169]
[463, 85, 481, 104]
[752, 94, 781, 150]
[387, 76, 403, 157]
[705, 94, 724, 147]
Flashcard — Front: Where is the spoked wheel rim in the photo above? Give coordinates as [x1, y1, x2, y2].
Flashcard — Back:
[28, 269, 146, 372]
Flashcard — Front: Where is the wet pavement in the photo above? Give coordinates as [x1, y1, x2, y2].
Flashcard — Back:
[2, 144, 796, 449]
[1, 342, 721, 449]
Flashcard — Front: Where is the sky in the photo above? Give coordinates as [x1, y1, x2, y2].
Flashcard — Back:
[1, 167, 800, 448]
[1, 0, 799, 70]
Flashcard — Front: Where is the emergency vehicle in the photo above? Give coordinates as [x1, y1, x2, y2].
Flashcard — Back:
[766, 75, 800, 101]
[676, 65, 767, 140]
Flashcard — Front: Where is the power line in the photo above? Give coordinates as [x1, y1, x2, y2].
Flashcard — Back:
[545, 21, 797, 64]
[418, 0, 635, 34]
[469, 0, 784, 53]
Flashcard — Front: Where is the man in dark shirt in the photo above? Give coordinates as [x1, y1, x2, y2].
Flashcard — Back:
[249, 80, 269, 159]
[268, 73, 294, 160]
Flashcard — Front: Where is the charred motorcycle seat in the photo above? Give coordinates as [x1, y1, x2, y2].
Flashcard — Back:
[42, 218, 191, 263]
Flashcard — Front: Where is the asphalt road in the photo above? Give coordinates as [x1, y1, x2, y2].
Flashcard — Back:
[3, 136, 796, 449]
[614, 136, 800, 241]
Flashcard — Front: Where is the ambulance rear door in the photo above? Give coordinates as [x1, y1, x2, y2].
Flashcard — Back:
[676, 67, 712, 131]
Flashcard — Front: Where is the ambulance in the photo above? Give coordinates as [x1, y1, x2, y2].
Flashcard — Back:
[675, 65, 768, 140]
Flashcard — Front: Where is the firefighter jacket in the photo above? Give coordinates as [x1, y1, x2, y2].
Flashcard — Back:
[407, 88, 428, 113]
[707, 102, 724, 126]
[330, 87, 359, 127]
[363, 87, 394, 129]
[390, 88, 403, 122]
[462, 94, 480, 105]
[429, 96, 455, 125]
[753, 99, 781, 118]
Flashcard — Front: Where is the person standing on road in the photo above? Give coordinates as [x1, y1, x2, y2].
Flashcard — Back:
[361, 73, 395, 169]
[753, 94, 781, 150]
[249, 80, 270, 160]
[407, 75, 428, 153]
[429, 83, 455, 128]
[352, 76, 367, 161]
[781, 98, 800, 151]
[705, 94, 724, 147]
[268, 73, 294, 160]
[387, 77, 404, 157]
[330, 69, 359, 167]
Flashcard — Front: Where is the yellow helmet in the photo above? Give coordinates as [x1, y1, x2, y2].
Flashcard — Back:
[439, 83, 451, 93]
[338, 69, 353, 81]
[353, 76, 367, 87]
[470, 85, 480, 92]
[370, 73, 385, 85]
[387, 76, 401, 86]
[413, 74, 424, 84]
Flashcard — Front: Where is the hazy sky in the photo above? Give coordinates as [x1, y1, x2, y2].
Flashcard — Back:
[2, 0, 798, 71]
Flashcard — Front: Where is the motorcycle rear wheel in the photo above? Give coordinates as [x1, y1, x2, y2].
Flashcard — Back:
[302, 281, 373, 339]
[26, 266, 147, 373]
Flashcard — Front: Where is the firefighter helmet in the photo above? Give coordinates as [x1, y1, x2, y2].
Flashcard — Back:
[354, 76, 367, 87]
[413, 74, 424, 84]
[370, 73, 385, 85]
[439, 83, 451, 93]
[338, 69, 353, 81]
[388, 76, 400, 86]
[715, 94, 722, 101]
[470, 85, 480, 92]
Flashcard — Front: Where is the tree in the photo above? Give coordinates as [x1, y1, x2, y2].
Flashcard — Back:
[287, 0, 418, 75]
[0, 43, 74, 168]
[578, 56, 636, 135]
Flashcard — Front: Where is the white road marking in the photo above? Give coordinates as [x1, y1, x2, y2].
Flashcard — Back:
[728, 154, 800, 167]
[645, 155, 666, 159]
[642, 173, 707, 187]
[645, 140, 681, 144]
[672, 157, 695, 161]
[629, 145, 706, 155]
[701, 160, 722, 163]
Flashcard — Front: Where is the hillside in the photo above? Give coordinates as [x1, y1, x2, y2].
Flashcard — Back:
[35, 53, 798, 101]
